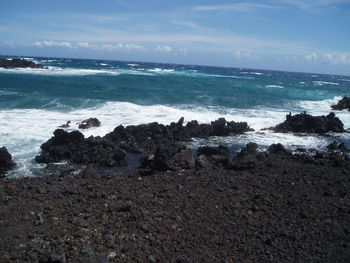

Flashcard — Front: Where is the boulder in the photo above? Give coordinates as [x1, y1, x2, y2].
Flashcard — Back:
[331, 97, 350, 111]
[78, 118, 101, 129]
[0, 147, 16, 177]
[36, 129, 126, 166]
[0, 58, 46, 69]
[271, 112, 345, 134]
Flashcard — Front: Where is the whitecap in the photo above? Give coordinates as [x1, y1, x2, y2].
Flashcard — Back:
[266, 85, 284, 89]
[313, 81, 339, 86]
[127, 63, 139, 66]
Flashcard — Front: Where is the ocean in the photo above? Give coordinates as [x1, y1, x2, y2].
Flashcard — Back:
[1, 56, 349, 177]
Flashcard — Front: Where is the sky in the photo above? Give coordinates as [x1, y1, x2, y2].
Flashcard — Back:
[0, 0, 350, 75]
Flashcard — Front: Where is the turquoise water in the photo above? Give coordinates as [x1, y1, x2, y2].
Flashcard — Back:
[1, 56, 349, 177]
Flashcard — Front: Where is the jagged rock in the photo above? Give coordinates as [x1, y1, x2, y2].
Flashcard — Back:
[228, 143, 267, 170]
[37, 118, 252, 168]
[331, 97, 350, 111]
[268, 143, 290, 154]
[36, 129, 126, 166]
[271, 112, 345, 134]
[197, 145, 230, 156]
[0, 58, 47, 69]
[0, 147, 16, 178]
[78, 118, 101, 129]
[142, 143, 195, 172]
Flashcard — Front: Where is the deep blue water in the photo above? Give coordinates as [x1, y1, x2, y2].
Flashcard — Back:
[0, 56, 349, 177]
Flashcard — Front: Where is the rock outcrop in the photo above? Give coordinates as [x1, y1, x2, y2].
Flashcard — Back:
[0, 58, 47, 69]
[271, 112, 345, 134]
[78, 118, 101, 129]
[0, 147, 16, 177]
[331, 97, 350, 111]
[37, 118, 253, 170]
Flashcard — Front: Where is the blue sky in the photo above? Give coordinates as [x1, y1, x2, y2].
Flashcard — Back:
[1, 0, 350, 75]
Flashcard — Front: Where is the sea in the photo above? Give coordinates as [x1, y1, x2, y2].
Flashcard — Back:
[1, 56, 349, 177]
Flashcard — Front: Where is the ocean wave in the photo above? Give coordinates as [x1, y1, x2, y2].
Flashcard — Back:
[266, 85, 284, 89]
[127, 63, 139, 66]
[313, 81, 339, 86]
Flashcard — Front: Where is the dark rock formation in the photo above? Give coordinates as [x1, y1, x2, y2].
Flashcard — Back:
[0, 147, 16, 177]
[35, 129, 126, 167]
[196, 145, 230, 168]
[271, 112, 345, 134]
[58, 121, 71, 128]
[37, 118, 253, 169]
[78, 118, 101, 129]
[331, 97, 350, 111]
[141, 143, 195, 172]
[0, 58, 47, 69]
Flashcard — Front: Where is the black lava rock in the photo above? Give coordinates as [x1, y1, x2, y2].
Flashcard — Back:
[0, 147, 16, 177]
[78, 118, 101, 129]
[331, 97, 350, 111]
[0, 58, 46, 69]
[272, 112, 345, 134]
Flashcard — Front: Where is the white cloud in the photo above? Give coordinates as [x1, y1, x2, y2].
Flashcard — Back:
[194, 3, 278, 12]
[34, 40, 72, 48]
[273, 0, 350, 10]
[171, 21, 201, 29]
[98, 43, 144, 51]
[233, 49, 259, 60]
[77, 42, 91, 48]
[156, 45, 172, 53]
[304, 52, 318, 62]
[323, 53, 350, 64]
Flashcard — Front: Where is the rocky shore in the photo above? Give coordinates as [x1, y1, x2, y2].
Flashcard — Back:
[0, 58, 47, 69]
[1, 113, 350, 262]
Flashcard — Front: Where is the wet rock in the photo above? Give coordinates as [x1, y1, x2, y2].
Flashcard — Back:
[331, 97, 350, 111]
[0, 58, 47, 69]
[0, 147, 16, 178]
[271, 112, 345, 134]
[197, 145, 230, 156]
[36, 129, 126, 166]
[78, 118, 101, 129]
[268, 143, 290, 155]
[58, 121, 71, 128]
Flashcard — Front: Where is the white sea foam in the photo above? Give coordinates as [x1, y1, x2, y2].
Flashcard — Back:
[241, 72, 264, 75]
[100, 63, 108, 66]
[148, 68, 175, 73]
[266, 85, 284, 89]
[127, 64, 139, 66]
[313, 81, 339, 86]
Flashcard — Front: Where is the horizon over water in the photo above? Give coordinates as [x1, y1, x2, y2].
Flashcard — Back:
[1, 55, 350, 177]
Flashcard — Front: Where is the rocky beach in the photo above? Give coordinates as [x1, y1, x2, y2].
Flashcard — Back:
[1, 110, 350, 262]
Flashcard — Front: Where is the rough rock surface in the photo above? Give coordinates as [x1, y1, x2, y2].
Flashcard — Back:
[35, 129, 126, 167]
[0, 58, 46, 69]
[0, 147, 16, 178]
[37, 118, 252, 168]
[271, 112, 345, 134]
[331, 96, 350, 111]
[78, 118, 101, 129]
[1, 143, 349, 262]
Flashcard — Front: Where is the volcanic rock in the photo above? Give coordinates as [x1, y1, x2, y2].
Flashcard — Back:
[331, 97, 350, 111]
[78, 118, 101, 129]
[0, 58, 47, 69]
[0, 147, 16, 177]
[35, 129, 126, 166]
[271, 112, 345, 134]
